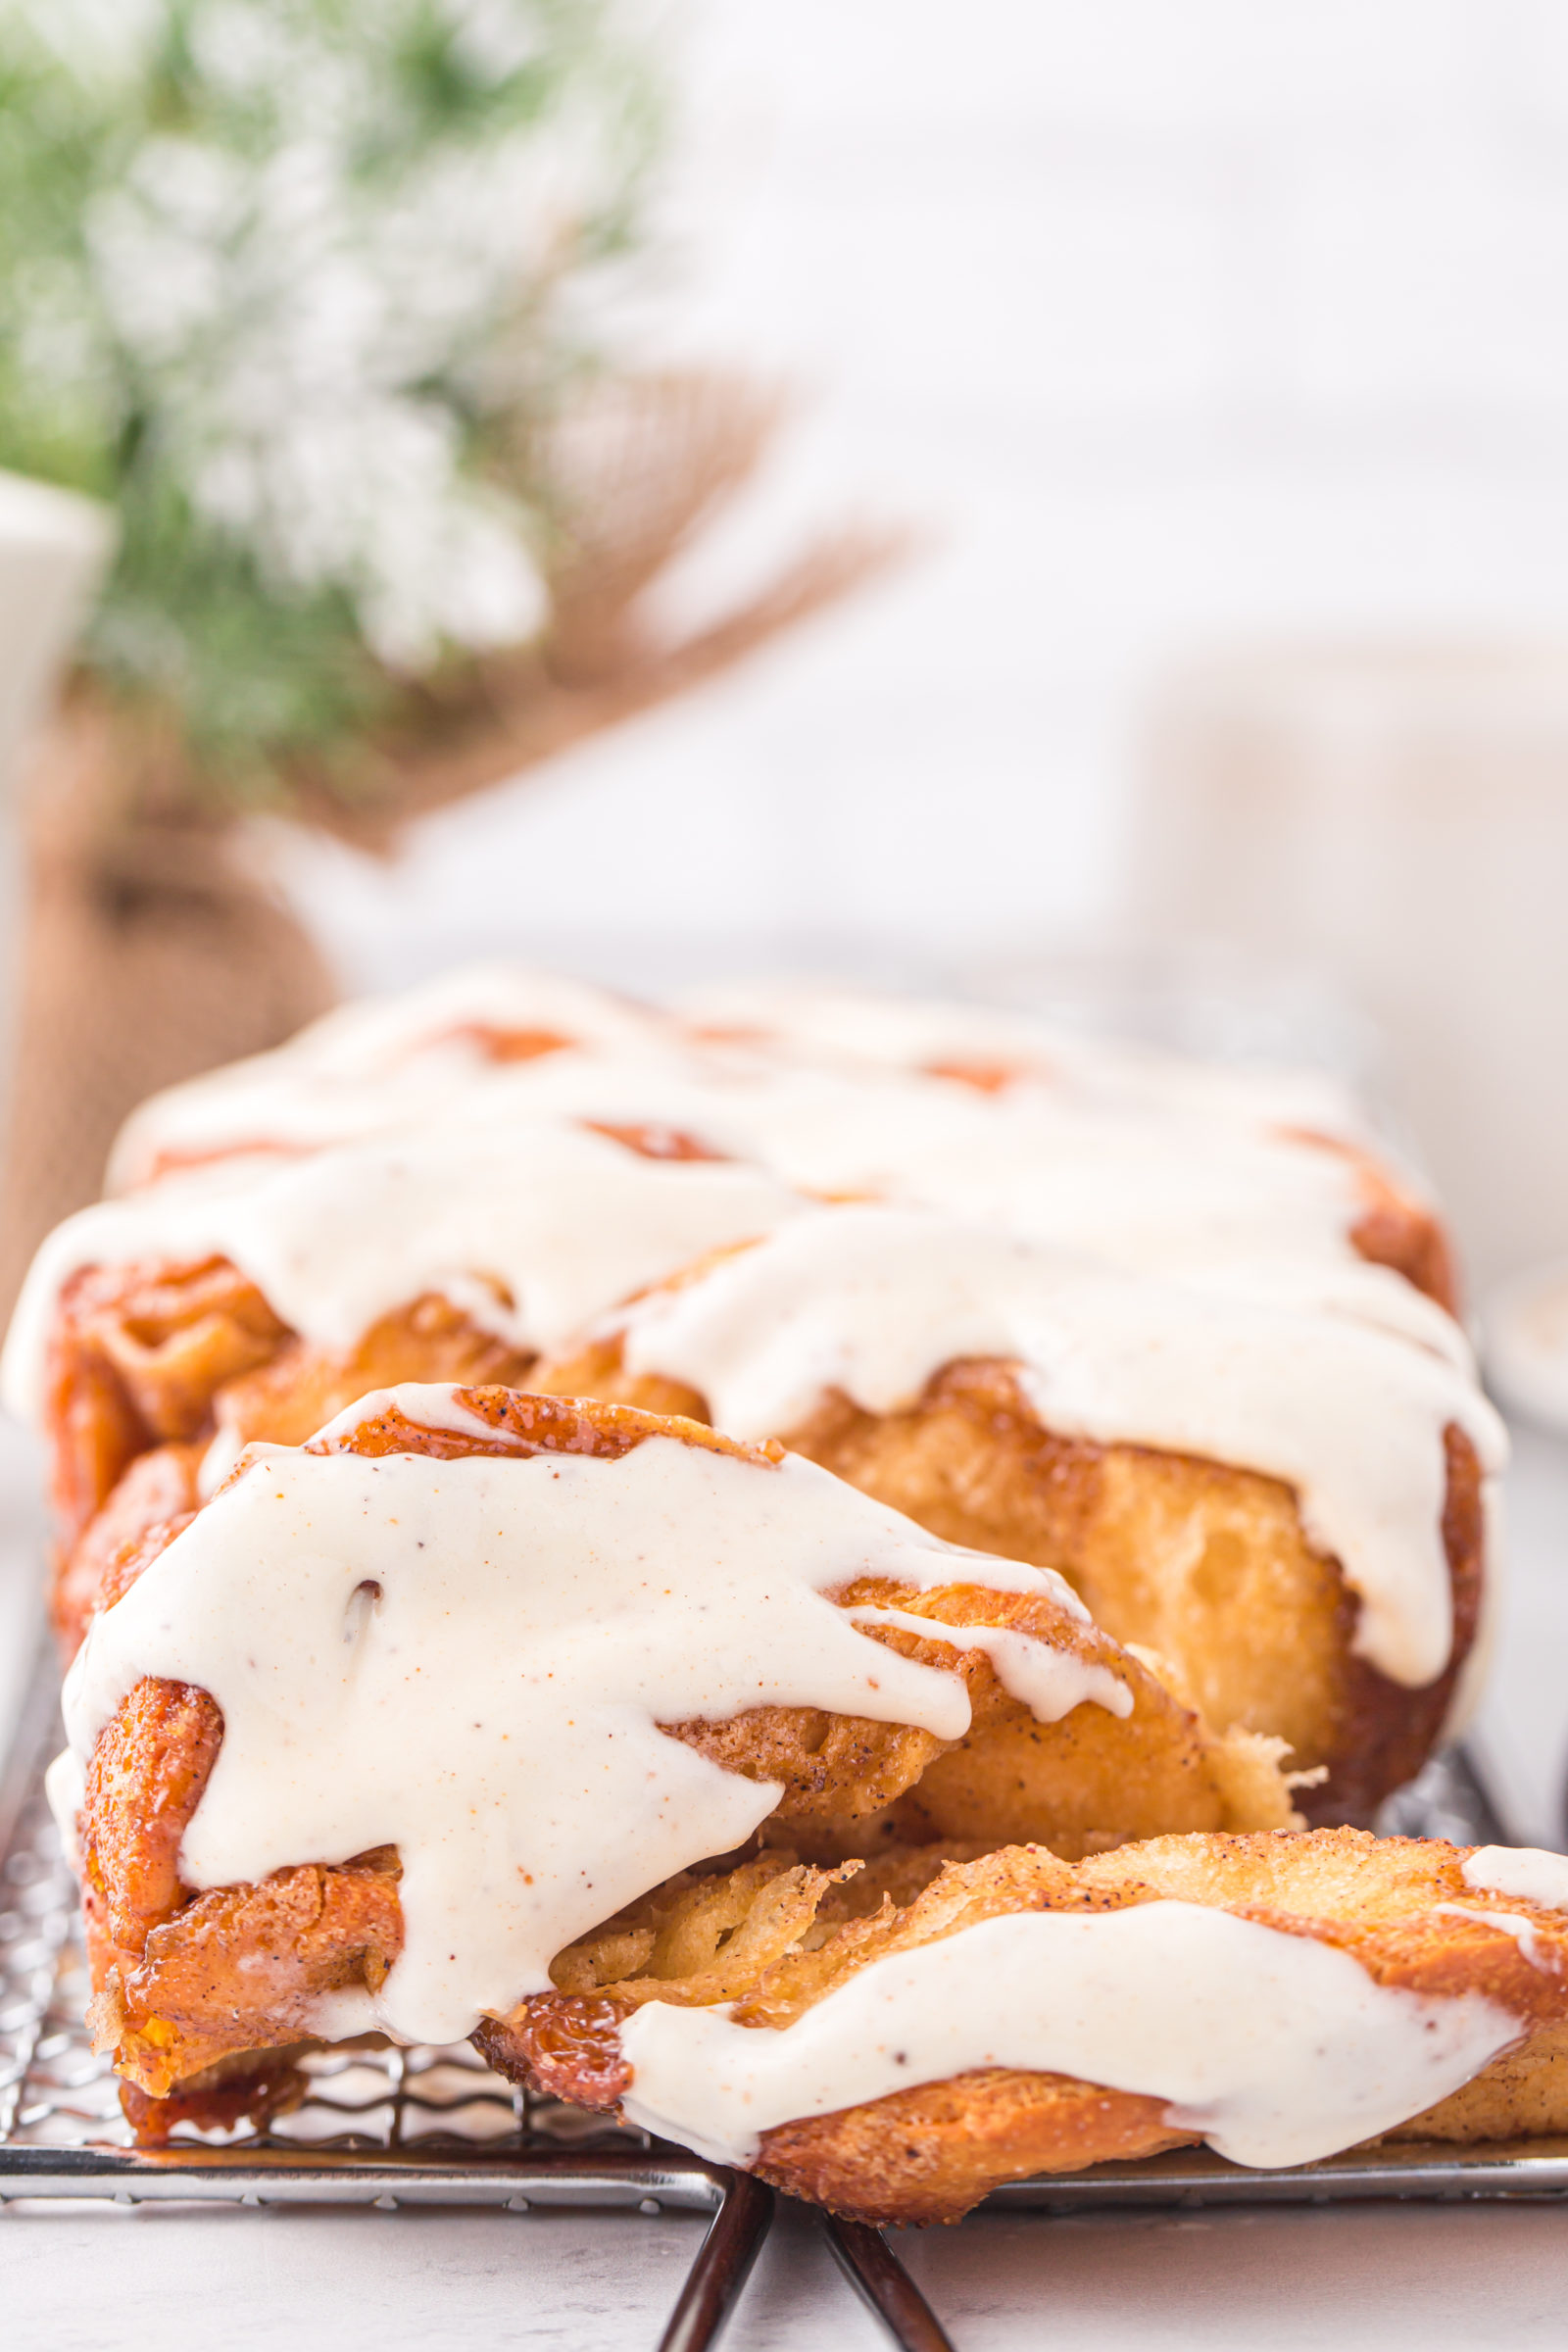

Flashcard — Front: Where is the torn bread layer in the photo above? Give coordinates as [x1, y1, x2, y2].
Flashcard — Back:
[480, 1829, 1568, 2226]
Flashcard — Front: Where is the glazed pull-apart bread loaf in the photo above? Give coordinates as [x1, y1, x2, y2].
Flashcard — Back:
[56, 1388, 1295, 2132]
[6, 975, 1497, 1824]
[5, 965, 1538, 2221]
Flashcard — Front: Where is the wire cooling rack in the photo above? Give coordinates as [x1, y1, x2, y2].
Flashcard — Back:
[5, 1646, 1568, 2352]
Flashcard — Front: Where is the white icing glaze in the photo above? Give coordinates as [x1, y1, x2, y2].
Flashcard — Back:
[107, 964, 670, 1191]
[121, 1010, 1376, 1285]
[62, 1411, 1125, 2046]
[10, 1045, 1460, 1442]
[675, 980, 1370, 1142]
[618, 1900, 1520, 2170]
[845, 1604, 1130, 1719]
[93, 967, 1424, 1318]
[6, 964, 1494, 1720]
[678, 980, 1075, 1079]
[456, 1047, 1380, 1293]
[860, 1104, 1361, 1284]
[196, 1423, 247, 1498]
[1462, 1845, 1568, 1910]
[1, 1121, 808, 1423]
[1150, 1255, 1472, 1370]
[332, 1046, 1447, 1362]
[614, 1206, 1505, 1687]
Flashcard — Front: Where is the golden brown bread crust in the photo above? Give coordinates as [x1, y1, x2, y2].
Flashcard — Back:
[207, 1291, 538, 1457]
[667, 1567, 1291, 1854]
[47, 1258, 287, 1545]
[429, 1021, 572, 1066]
[53, 1441, 201, 1656]
[531, 1343, 1481, 1820]
[581, 1120, 730, 1162]
[48, 1275, 538, 1638]
[756, 2073, 1191, 2221]
[117, 2047, 317, 2144]
[74, 1387, 1292, 2121]
[90, 1862, 405, 2099]
[73, 1678, 400, 2125]
[83, 1676, 223, 1957]
[42, 1107, 742, 1553]
[303, 1384, 774, 1468]
[785, 1367, 1484, 1824]
[1283, 1128, 1458, 1316]
[481, 1828, 1568, 2225]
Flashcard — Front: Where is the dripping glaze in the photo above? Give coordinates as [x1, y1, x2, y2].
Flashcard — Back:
[1, 1118, 809, 1422]
[618, 1899, 1521, 2172]
[62, 1402, 1124, 2046]
[612, 1205, 1506, 1687]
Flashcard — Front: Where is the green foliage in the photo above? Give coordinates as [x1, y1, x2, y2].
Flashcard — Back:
[0, 0, 663, 800]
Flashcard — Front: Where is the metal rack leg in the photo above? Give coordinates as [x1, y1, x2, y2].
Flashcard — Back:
[821, 2214, 956, 2352]
[656, 2170, 774, 2352]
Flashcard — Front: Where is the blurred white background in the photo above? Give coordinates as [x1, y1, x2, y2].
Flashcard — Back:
[273, 0, 1568, 989]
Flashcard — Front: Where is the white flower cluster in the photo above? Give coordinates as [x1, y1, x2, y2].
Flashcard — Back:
[33, 0, 644, 668]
